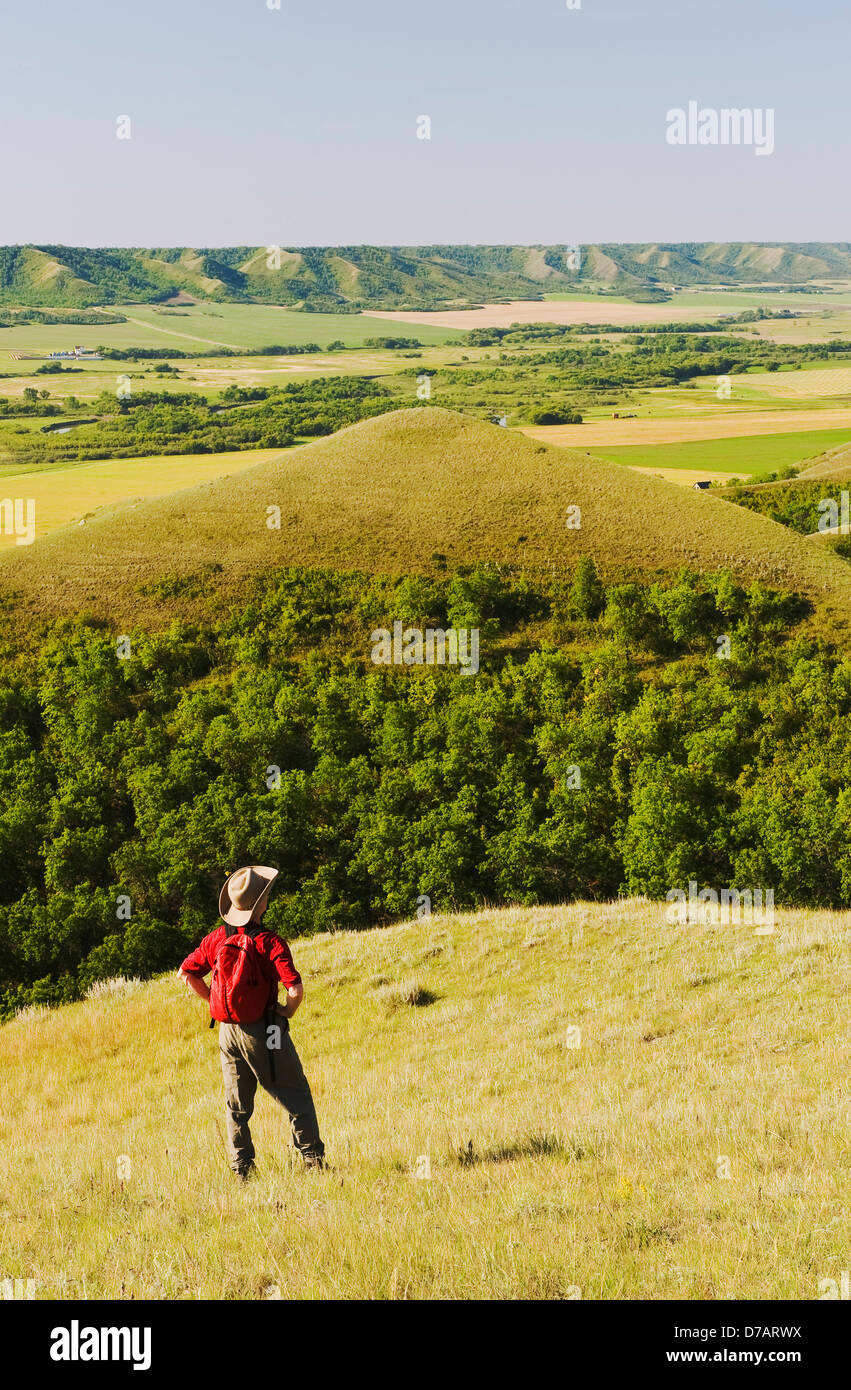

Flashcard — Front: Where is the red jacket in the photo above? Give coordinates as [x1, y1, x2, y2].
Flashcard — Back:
[179, 924, 302, 1014]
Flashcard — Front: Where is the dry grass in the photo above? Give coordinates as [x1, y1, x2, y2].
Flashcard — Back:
[0, 900, 847, 1300]
[796, 441, 851, 482]
[3, 409, 851, 642]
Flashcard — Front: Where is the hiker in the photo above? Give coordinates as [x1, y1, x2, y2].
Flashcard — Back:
[177, 865, 325, 1179]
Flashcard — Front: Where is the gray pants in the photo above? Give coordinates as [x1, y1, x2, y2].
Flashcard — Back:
[219, 1018, 324, 1170]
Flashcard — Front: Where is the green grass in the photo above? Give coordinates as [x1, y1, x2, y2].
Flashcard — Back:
[0, 303, 462, 354]
[592, 428, 851, 477]
[1, 899, 846, 1299]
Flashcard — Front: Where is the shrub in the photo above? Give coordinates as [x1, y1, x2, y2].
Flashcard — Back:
[528, 408, 582, 425]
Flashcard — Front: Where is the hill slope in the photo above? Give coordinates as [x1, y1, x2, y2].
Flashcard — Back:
[3, 408, 851, 635]
[795, 441, 851, 482]
[1, 900, 846, 1299]
[2, 243, 851, 308]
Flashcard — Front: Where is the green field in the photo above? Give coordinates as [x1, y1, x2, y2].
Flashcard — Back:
[0, 303, 462, 354]
[593, 427, 851, 477]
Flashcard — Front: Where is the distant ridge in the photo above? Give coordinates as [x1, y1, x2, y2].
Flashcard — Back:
[1, 243, 851, 309]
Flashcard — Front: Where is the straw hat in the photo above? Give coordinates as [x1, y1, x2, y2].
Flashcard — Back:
[219, 865, 279, 928]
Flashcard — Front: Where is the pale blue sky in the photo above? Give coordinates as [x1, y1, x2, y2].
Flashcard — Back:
[2, 0, 848, 245]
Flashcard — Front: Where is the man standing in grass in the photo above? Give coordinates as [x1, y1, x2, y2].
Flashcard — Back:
[178, 865, 325, 1179]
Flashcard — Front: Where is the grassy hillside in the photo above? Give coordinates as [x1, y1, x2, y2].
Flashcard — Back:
[4, 243, 851, 309]
[796, 441, 851, 481]
[4, 408, 851, 637]
[1, 899, 846, 1300]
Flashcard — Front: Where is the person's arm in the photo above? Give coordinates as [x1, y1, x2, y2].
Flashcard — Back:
[268, 935, 304, 1019]
[177, 932, 216, 1003]
[277, 981, 303, 1019]
[178, 968, 211, 1002]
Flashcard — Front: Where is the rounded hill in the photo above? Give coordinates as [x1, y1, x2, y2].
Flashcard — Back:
[3, 408, 851, 636]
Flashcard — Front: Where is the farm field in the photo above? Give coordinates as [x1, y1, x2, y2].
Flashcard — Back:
[747, 308, 851, 345]
[0, 304, 462, 354]
[728, 367, 851, 398]
[361, 293, 851, 346]
[0, 449, 280, 546]
[1, 899, 846, 1300]
[543, 287, 851, 310]
[521, 410, 851, 450]
[589, 428, 851, 480]
[664, 286, 851, 310]
[362, 300, 733, 330]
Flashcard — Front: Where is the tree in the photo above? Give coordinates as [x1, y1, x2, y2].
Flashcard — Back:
[570, 556, 605, 619]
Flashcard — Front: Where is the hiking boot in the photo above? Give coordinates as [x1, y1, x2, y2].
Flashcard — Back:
[234, 1161, 256, 1183]
[301, 1152, 325, 1171]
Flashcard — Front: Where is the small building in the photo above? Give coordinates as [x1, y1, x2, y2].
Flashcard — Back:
[692, 481, 712, 490]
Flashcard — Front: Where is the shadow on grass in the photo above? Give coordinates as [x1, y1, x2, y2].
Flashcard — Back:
[455, 1132, 591, 1167]
[379, 982, 441, 1011]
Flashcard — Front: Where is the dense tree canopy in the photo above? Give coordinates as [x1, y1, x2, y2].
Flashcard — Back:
[1, 563, 849, 1017]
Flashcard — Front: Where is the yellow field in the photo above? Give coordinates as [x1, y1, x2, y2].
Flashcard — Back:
[363, 300, 729, 330]
[0, 450, 280, 547]
[731, 368, 851, 399]
[1, 900, 847, 1299]
[521, 407, 851, 449]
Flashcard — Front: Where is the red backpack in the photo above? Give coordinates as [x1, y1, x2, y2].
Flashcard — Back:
[209, 923, 273, 1025]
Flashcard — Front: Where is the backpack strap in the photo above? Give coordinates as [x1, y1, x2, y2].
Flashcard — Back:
[226, 921, 262, 939]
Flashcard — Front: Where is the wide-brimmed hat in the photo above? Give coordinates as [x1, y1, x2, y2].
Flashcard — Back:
[219, 865, 279, 927]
